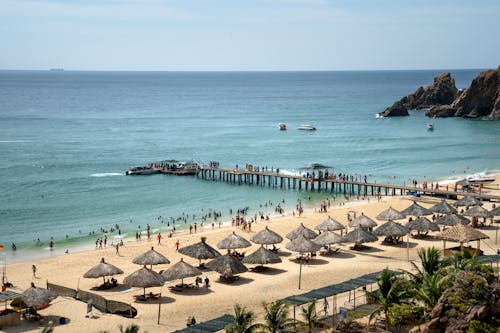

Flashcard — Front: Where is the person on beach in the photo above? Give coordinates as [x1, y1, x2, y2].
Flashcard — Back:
[115, 243, 120, 255]
[323, 298, 329, 315]
[49, 240, 54, 250]
[204, 276, 210, 288]
[32, 265, 37, 278]
[157, 232, 162, 245]
[86, 299, 93, 318]
[175, 240, 180, 251]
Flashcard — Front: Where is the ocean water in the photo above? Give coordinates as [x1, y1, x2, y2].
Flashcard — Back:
[1, 70, 499, 262]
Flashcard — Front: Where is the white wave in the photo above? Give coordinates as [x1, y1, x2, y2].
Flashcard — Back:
[90, 172, 123, 177]
[0, 140, 29, 143]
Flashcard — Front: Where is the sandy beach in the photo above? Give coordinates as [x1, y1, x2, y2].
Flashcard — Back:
[3, 178, 499, 333]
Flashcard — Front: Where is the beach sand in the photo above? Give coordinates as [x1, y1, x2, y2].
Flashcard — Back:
[3, 177, 499, 333]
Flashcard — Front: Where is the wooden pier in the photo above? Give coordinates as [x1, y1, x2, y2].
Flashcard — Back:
[197, 167, 500, 202]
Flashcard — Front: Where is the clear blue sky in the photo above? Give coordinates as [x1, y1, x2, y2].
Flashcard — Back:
[1, 0, 499, 71]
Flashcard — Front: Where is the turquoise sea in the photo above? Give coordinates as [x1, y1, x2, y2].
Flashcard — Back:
[1, 70, 499, 262]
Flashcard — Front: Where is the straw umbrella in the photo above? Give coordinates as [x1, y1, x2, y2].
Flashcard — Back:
[373, 221, 409, 238]
[312, 231, 347, 246]
[438, 223, 489, 254]
[489, 205, 500, 217]
[285, 234, 322, 289]
[250, 227, 283, 245]
[205, 254, 248, 279]
[83, 258, 124, 284]
[315, 216, 345, 232]
[435, 213, 470, 226]
[123, 266, 165, 298]
[22, 283, 58, 308]
[178, 237, 221, 266]
[455, 196, 482, 207]
[376, 207, 404, 221]
[133, 247, 170, 269]
[286, 223, 318, 240]
[430, 200, 457, 215]
[400, 201, 432, 217]
[161, 258, 202, 285]
[348, 213, 377, 229]
[344, 228, 378, 247]
[242, 245, 282, 269]
[217, 232, 252, 251]
[406, 217, 440, 234]
[463, 205, 492, 219]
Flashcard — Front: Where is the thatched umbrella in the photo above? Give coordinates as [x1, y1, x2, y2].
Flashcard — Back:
[178, 237, 221, 266]
[430, 200, 457, 215]
[438, 223, 489, 253]
[286, 223, 318, 240]
[205, 254, 248, 278]
[312, 231, 347, 246]
[401, 201, 432, 217]
[83, 258, 124, 284]
[348, 213, 377, 229]
[406, 217, 440, 233]
[344, 228, 378, 246]
[285, 234, 322, 290]
[242, 246, 282, 268]
[373, 221, 409, 238]
[133, 247, 170, 269]
[250, 227, 283, 245]
[489, 205, 500, 217]
[463, 205, 492, 219]
[161, 258, 201, 285]
[455, 196, 482, 207]
[217, 232, 252, 251]
[123, 266, 165, 298]
[376, 207, 404, 221]
[22, 283, 58, 308]
[435, 214, 470, 226]
[315, 216, 345, 231]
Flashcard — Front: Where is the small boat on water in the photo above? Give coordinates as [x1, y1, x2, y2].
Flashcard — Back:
[279, 123, 287, 130]
[427, 123, 434, 131]
[298, 124, 316, 131]
[125, 165, 159, 175]
[158, 160, 199, 175]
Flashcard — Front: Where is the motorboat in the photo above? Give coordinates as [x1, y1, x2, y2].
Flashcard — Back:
[279, 123, 287, 131]
[427, 123, 434, 131]
[467, 174, 495, 183]
[125, 165, 159, 175]
[298, 124, 316, 131]
[158, 160, 199, 175]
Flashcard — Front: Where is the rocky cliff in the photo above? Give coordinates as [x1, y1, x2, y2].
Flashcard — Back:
[426, 66, 500, 119]
[379, 73, 458, 117]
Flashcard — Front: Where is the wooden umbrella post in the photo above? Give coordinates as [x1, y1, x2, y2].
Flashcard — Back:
[298, 261, 303, 290]
[157, 286, 162, 325]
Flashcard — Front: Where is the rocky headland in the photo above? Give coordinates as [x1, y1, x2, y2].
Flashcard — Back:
[379, 66, 500, 120]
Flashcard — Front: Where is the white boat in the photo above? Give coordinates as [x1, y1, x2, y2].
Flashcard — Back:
[298, 124, 316, 131]
[125, 166, 159, 175]
[467, 174, 495, 183]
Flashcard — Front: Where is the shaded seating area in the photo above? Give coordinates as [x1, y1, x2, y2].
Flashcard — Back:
[172, 314, 234, 333]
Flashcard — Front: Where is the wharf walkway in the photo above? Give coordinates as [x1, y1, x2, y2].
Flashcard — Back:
[197, 167, 500, 202]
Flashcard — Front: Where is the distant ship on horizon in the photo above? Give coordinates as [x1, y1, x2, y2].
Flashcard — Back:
[49, 68, 64, 72]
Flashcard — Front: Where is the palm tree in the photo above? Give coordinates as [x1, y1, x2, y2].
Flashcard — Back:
[226, 304, 258, 333]
[255, 300, 296, 333]
[296, 300, 329, 333]
[406, 247, 442, 285]
[415, 271, 450, 311]
[41, 327, 54, 333]
[366, 268, 413, 329]
[119, 324, 140, 333]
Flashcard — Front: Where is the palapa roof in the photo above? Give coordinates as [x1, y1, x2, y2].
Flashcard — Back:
[430, 200, 457, 214]
[348, 213, 377, 228]
[285, 234, 322, 253]
[250, 227, 283, 245]
[205, 254, 248, 276]
[217, 231, 252, 249]
[242, 246, 282, 265]
[406, 217, 440, 232]
[312, 231, 347, 245]
[84, 258, 124, 279]
[463, 205, 492, 218]
[400, 201, 432, 217]
[22, 283, 58, 307]
[178, 237, 221, 260]
[490, 205, 500, 217]
[123, 267, 165, 288]
[435, 213, 470, 226]
[373, 220, 409, 237]
[455, 196, 482, 207]
[286, 223, 318, 240]
[315, 216, 345, 231]
[376, 207, 405, 221]
[161, 258, 201, 282]
[438, 223, 489, 243]
[132, 247, 170, 266]
[344, 228, 378, 244]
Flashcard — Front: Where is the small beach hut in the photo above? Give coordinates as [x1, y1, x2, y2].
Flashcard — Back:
[22, 283, 58, 308]
[406, 217, 439, 234]
[430, 200, 457, 215]
[348, 213, 377, 229]
[178, 237, 221, 266]
[123, 266, 165, 298]
[286, 223, 318, 240]
[242, 246, 282, 269]
[400, 201, 432, 217]
[455, 196, 482, 207]
[315, 216, 345, 232]
[250, 227, 283, 245]
[438, 223, 489, 256]
[217, 232, 252, 251]
[160, 258, 202, 285]
[376, 207, 404, 221]
[205, 254, 248, 281]
[133, 247, 170, 269]
[83, 258, 124, 284]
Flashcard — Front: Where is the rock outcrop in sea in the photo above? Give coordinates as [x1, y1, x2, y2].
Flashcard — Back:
[380, 66, 500, 119]
[379, 73, 458, 117]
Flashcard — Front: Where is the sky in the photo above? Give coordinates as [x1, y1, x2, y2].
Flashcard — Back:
[1, 0, 499, 71]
